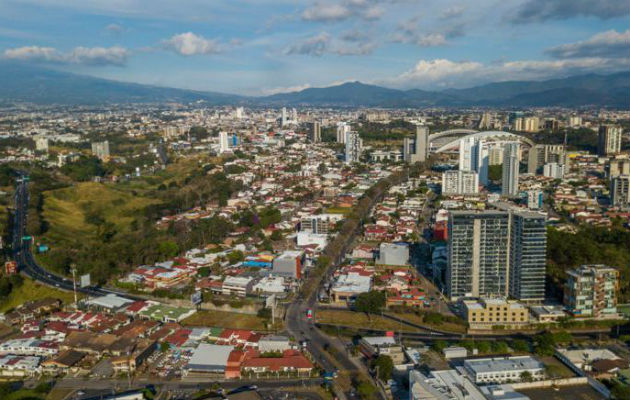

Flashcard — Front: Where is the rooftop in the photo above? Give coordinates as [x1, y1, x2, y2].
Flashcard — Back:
[464, 356, 544, 374]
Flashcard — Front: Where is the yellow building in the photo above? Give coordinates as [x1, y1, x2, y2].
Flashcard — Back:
[462, 298, 529, 330]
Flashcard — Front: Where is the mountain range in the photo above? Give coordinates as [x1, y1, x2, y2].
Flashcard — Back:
[0, 62, 628, 108]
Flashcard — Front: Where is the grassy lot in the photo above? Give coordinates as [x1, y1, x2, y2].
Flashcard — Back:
[46, 388, 75, 400]
[0, 278, 80, 313]
[181, 310, 278, 331]
[389, 311, 467, 334]
[325, 207, 353, 215]
[316, 309, 422, 333]
[3, 389, 46, 400]
[41, 182, 159, 244]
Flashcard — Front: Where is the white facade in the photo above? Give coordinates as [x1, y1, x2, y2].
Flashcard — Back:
[464, 356, 545, 384]
[345, 131, 362, 164]
[442, 170, 479, 195]
[336, 122, 351, 143]
[458, 138, 489, 185]
[502, 143, 520, 197]
[543, 162, 565, 179]
[219, 131, 230, 154]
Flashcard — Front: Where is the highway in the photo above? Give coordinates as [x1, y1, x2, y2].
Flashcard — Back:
[11, 174, 135, 299]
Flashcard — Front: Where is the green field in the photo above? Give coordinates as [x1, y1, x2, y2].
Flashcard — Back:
[41, 182, 160, 244]
[181, 310, 277, 331]
[0, 278, 80, 313]
[316, 309, 422, 333]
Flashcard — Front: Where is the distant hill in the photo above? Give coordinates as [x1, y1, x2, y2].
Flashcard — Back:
[0, 62, 627, 107]
[0, 62, 245, 105]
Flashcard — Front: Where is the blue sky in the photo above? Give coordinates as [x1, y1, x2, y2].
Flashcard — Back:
[0, 0, 628, 95]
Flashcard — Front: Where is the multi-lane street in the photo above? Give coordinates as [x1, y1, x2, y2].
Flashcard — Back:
[11, 174, 134, 299]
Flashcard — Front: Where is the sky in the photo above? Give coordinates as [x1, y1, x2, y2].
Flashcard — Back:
[0, 0, 628, 96]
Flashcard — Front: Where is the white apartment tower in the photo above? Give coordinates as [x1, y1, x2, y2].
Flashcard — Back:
[345, 131, 362, 164]
[502, 142, 520, 197]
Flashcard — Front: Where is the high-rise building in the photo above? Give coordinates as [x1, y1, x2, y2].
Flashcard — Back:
[458, 137, 489, 185]
[526, 190, 543, 209]
[446, 210, 547, 301]
[91, 141, 110, 161]
[606, 154, 630, 178]
[234, 107, 244, 119]
[403, 125, 429, 164]
[488, 145, 504, 166]
[502, 143, 520, 197]
[527, 144, 565, 174]
[441, 170, 479, 195]
[564, 265, 619, 318]
[336, 122, 351, 143]
[543, 162, 565, 179]
[446, 211, 510, 300]
[281, 107, 287, 127]
[345, 131, 362, 164]
[598, 124, 622, 156]
[308, 121, 321, 143]
[514, 117, 540, 132]
[509, 211, 547, 302]
[219, 131, 230, 154]
[610, 175, 630, 207]
[35, 136, 49, 152]
[568, 115, 582, 128]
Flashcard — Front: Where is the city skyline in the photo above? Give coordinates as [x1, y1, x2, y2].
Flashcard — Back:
[0, 0, 628, 95]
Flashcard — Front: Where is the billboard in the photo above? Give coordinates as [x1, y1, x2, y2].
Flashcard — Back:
[80, 274, 91, 288]
[191, 291, 203, 305]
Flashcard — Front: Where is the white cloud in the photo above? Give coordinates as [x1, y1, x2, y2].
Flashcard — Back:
[285, 32, 376, 56]
[416, 33, 448, 47]
[385, 57, 629, 88]
[163, 32, 221, 56]
[363, 6, 384, 20]
[546, 29, 630, 59]
[285, 33, 331, 56]
[3, 45, 129, 66]
[262, 83, 313, 95]
[440, 5, 465, 19]
[302, 3, 352, 22]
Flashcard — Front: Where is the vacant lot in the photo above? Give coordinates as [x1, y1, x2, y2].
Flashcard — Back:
[42, 182, 159, 244]
[181, 310, 277, 331]
[316, 309, 422, 333]
[0, 278, 79, 312]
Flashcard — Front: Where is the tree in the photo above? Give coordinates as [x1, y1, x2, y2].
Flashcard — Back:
[520, 371, 533, 382]
[354, 291, 386, 314]
[157, 241, 179, 258]
[270, 230, 283, 241]
[511, 339, 530, 353]
[432, 340, 447, 353]
[371, 355, 394, 381]
[227, 250, 244, 264]
[160, 342, 170, 352]
[356, 381, 377, 399]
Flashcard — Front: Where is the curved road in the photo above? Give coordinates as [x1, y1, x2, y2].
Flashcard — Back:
[11, 175, 134, 299]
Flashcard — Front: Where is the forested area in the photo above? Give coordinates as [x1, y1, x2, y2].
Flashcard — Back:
[547, 225, 630, 302]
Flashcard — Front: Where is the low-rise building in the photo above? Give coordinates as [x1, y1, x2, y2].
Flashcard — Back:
[272, 251, 304, 279]
[463, 356, 545, 384]
[331, 272, 372, 304]
[377, 243, 409, 266]
[462, 298, 529, 330]
[222, 276, 255, 297]
[359, 336, 405, 364]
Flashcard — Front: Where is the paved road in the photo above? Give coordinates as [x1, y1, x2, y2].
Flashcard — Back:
[11, 174, 138, 300]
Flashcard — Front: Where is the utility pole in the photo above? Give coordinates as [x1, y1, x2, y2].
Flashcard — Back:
[71, 264, 78, 308]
